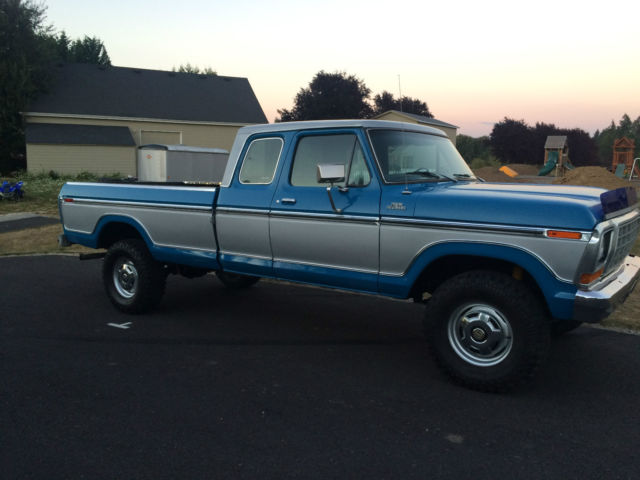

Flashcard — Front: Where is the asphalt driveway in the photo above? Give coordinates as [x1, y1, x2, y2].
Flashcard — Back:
[1, 255, 639, 479]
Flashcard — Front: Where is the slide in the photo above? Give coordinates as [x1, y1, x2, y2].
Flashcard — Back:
[538, 151, 558, 176]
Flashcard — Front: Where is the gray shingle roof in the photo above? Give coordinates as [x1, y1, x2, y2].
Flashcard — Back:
[26, 123, 135, 146]
[27, 64, 267, 124]
[544, 136, 567, 149]
[375, 110, 458, 129]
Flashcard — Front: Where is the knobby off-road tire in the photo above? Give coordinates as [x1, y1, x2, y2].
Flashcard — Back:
[103, 239, 166, 314]
[423, 270, 551, 392]
[216, 271, 260, 289]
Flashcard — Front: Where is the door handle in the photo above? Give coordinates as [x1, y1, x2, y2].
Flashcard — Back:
[281, 198, 296, 204]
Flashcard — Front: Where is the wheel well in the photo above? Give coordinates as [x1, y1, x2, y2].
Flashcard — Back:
[97, 222, 145, 249]
[410, 255, 547, 311]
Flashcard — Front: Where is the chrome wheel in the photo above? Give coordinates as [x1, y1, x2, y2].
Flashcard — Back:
[113, 258, 138, 299]
[447, 303, 513, 367]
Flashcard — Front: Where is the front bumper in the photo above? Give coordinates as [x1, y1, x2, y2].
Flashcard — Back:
[573, 255, 640, 323]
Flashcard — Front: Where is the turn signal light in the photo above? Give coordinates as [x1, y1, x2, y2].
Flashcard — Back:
[580, 268, 604, 285]
[547, 230, 582, 240]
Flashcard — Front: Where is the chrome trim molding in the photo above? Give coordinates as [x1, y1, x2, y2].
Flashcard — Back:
[381, 216, 548, 237]
[64, 182, 217, 192]
[216, 207, 269, 215]
[574, 255, 640, 322]
[273, 257, 379, 275]
[271, 210, 380, 224]
[66, 198, 213, 213]
[219, 251, 272, 261]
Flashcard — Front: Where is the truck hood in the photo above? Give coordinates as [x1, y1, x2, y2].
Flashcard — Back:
[409, 182, 609, 230]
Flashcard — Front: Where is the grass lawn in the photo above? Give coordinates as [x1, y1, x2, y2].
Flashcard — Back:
[1, 173, 639, 332]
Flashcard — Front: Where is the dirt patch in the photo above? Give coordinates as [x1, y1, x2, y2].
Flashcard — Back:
[552, 166, 633, 190]
[473, 164, 542, 182]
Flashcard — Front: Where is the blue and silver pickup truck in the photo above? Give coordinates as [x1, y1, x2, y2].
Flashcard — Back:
[59, 120, 640, 391]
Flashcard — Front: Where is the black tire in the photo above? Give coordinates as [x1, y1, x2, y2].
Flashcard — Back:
[216, 271, 260, 289]
[423, 270, 550, 392]
[103, 239, 166, 314]
[551, 320, 582, 336]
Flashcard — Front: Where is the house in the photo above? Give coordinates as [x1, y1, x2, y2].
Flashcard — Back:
[23, 63, 267, 176]
[373, 110, 458, 144]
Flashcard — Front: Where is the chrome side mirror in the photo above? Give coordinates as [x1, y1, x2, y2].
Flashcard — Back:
[317, 164, 345, 184]
[317, 164, 345, 214]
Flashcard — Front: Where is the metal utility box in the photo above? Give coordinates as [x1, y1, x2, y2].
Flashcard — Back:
[137, 144, 229, 183]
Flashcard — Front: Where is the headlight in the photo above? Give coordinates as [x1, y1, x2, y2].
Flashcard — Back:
[575, 225, 614, 288]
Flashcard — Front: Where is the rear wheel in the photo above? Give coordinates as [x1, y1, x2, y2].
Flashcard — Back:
[216, 271, 260, 289]
[103, 239, 166, 313]
[424, 270, 550, 392]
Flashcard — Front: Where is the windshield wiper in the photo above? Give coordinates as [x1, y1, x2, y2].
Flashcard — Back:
[453, 173, 477, 180]
[404, 169, 458, 182]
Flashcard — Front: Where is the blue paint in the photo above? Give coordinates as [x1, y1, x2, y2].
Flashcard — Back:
[219, 253, 273, 277]
[273, 261, 379, 294]
[60, 182, 216, 208]
[410, 182, 605, 230]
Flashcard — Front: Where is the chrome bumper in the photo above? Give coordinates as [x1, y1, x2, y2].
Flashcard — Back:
[573, 255, 640, 323]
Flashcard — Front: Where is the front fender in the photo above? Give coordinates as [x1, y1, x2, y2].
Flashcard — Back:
[378, 241, 577, 320]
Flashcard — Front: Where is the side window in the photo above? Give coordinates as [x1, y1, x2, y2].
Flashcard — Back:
[239, 137, 283, 184]
[290, 134, 370, 187]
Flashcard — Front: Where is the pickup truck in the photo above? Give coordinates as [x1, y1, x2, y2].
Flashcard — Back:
[58, 120, 640, 391]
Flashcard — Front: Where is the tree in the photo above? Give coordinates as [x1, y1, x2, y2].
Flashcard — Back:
[172, 63, 217, 75]
[490, 118, 600, 166]
[277, 70, 372, 121]
[68, 35, 110, 65]
[489, 118, 535, 164]
[0, 0, 55, 171]
[372, 90, 433, 117]
[456, 134, 492, 165]
[594, 114, 640, 166]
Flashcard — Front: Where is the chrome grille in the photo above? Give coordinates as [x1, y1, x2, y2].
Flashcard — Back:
[605, 214, 640, 275]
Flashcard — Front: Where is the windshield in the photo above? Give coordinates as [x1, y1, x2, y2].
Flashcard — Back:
[367, 129, 475, 184]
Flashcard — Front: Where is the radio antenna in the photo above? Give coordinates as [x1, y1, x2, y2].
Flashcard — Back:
[398, 74, 403, 112]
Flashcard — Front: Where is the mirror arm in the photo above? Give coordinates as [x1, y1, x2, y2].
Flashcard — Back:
[326, 185, 343, 214]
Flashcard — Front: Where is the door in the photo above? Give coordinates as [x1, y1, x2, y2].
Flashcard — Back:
[216, 135, 285, 277]
[270, 130, 381, 292]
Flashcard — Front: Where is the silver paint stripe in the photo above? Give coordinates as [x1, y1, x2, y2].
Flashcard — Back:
[65, 198, 213, 213]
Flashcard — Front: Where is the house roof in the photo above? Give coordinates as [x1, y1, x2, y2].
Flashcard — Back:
[26, 123, 135, 146]
[374, 110, 458, 129]
[544, 136, 567, 149]
[26, 63, 267, 124]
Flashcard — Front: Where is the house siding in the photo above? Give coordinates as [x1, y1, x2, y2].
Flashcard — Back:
[27, 144, 136, 176]
[25, 115, 247, 175]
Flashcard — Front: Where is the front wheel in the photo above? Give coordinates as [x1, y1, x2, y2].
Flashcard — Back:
[424, 270, 550, 392]
[103, 239, 166, 314]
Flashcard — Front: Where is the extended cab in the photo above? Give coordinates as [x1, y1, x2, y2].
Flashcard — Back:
[59, 120, 640, 391]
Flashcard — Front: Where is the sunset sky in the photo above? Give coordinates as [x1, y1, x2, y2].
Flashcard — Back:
[44, 0, 640, 137]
